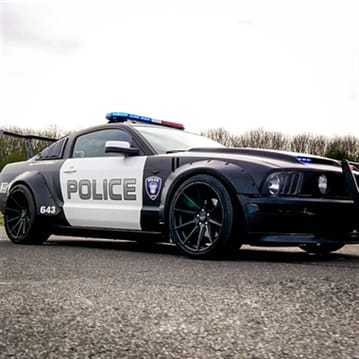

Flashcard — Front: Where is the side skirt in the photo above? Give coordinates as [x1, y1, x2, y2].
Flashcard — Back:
[52, 225, 163, 242]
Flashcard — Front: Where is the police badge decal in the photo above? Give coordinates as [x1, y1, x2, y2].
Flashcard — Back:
[145, 176, 162, 200]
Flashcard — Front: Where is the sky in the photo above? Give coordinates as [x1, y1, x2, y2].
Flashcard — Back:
[0, 0, 358, 137]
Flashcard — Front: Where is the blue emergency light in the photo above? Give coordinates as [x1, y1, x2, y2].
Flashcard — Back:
[106, 112, 185, 130]
[297, 156, 312, 164]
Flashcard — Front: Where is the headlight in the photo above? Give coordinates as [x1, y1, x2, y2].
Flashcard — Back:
[262, 172, 301, 196]
[267, 174, 281, 195]
[318, 174, 328, 195]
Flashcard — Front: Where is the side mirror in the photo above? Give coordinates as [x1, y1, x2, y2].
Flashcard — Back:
[105, 141, 140, 156]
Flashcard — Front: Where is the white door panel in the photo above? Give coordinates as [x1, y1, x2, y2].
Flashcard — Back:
[60, 157, 146, 230]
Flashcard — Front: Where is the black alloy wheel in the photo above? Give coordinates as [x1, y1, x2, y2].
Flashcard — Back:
[169, 175, 238, 258]
[4, 184, 48, 244]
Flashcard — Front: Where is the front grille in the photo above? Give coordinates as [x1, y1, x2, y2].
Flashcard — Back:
[280, 172, 301, 195]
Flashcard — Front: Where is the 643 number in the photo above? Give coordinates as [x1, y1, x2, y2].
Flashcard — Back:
[39, 206, 56, 215]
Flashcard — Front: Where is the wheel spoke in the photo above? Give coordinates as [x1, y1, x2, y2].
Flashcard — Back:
[9, 218, 22, 236]
[16, 220, 24, 239]
[196, 225, 206, 250]
[175, 218, 197, 230]
[23, 216, 30, 232]
[6, 216, 20, 224]
[20, 220, 26, 237]
[182, 225, 199, 245]
[208, 201, 220, 214]
[9, 195, 23, 210]
[205, 223, 214, 244]
[208, 218, 222, 228]
[5, 207, 22, 214]
[182, 192, 200, 210]
[174, 208, 198, 216]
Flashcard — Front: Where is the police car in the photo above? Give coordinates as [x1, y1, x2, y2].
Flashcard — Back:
[0, 112, 359, 258]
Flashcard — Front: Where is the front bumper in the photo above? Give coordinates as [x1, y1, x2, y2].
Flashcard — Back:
[241, 196, 359, 241]
[239, 161, 359, 245]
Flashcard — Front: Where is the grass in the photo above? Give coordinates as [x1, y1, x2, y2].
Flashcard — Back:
[0, 212, 3, 226]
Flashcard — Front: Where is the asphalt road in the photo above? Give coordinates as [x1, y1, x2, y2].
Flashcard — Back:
[0, 227, 358, 359]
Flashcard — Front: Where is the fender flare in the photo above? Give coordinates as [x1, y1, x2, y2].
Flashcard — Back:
[7, 171, 62, 216]
[159, 159, 259, 230]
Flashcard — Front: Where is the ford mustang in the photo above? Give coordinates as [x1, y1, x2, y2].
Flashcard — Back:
[0, 112, 358, 258]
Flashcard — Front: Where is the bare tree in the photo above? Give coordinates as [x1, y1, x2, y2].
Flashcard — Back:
[200, 127, 359, 161]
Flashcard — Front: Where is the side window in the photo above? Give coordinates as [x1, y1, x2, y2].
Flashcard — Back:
[36, 138, 67, 160]
[72, 129, 132, 158]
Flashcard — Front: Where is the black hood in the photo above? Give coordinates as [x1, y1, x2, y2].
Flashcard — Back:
[188, 147, 341, 168]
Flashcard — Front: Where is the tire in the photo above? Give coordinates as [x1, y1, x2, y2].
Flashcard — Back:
[4, 184, 49, 244]
[299, 243, 344, 255]
[169, 175, 239, 258]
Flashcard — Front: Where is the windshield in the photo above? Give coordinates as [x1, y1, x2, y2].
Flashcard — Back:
[136, 126, 224, 154]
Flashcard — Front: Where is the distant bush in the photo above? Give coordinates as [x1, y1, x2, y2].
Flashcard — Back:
[201, 128, 359, 161]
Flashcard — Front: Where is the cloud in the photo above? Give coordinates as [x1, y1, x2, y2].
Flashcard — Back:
[2, 2, 81, 53]
[1, 0, 358, 137]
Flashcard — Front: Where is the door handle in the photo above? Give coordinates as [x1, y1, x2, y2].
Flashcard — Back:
[63, 168, 77, 174]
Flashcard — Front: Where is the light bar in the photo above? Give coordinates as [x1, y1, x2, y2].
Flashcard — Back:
[106, 112, 185, 130]
[297, 156, 312, 164]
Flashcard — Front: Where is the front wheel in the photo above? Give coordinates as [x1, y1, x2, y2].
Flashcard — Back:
[169, 175, 240, 258]
[299, 243, 344, 255]
[4, 184, 49, 244]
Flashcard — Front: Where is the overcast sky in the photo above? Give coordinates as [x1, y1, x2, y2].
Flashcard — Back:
[1, 0, 358, 137]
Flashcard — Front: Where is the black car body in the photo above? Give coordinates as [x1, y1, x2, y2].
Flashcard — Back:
[1, 112, 359, 258]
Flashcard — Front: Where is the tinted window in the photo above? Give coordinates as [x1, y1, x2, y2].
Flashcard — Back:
[36, 138, 67, 160]
[72, 129, 132, 158]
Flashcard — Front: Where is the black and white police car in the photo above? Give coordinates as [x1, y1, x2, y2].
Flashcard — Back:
[1, 112, 359, 258]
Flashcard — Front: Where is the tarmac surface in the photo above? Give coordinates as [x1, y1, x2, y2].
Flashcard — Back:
[0, 227, 358, 358]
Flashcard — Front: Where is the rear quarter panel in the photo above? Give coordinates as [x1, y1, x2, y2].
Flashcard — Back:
[0, 159, 65, 216]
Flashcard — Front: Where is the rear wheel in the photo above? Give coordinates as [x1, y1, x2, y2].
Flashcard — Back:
[4, 184, 49, 244]
[169, 175, 239, 258]
[299, 243, 344, 254]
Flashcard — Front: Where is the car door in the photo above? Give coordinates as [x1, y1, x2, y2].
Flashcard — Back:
[59, 128, 146, 230]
